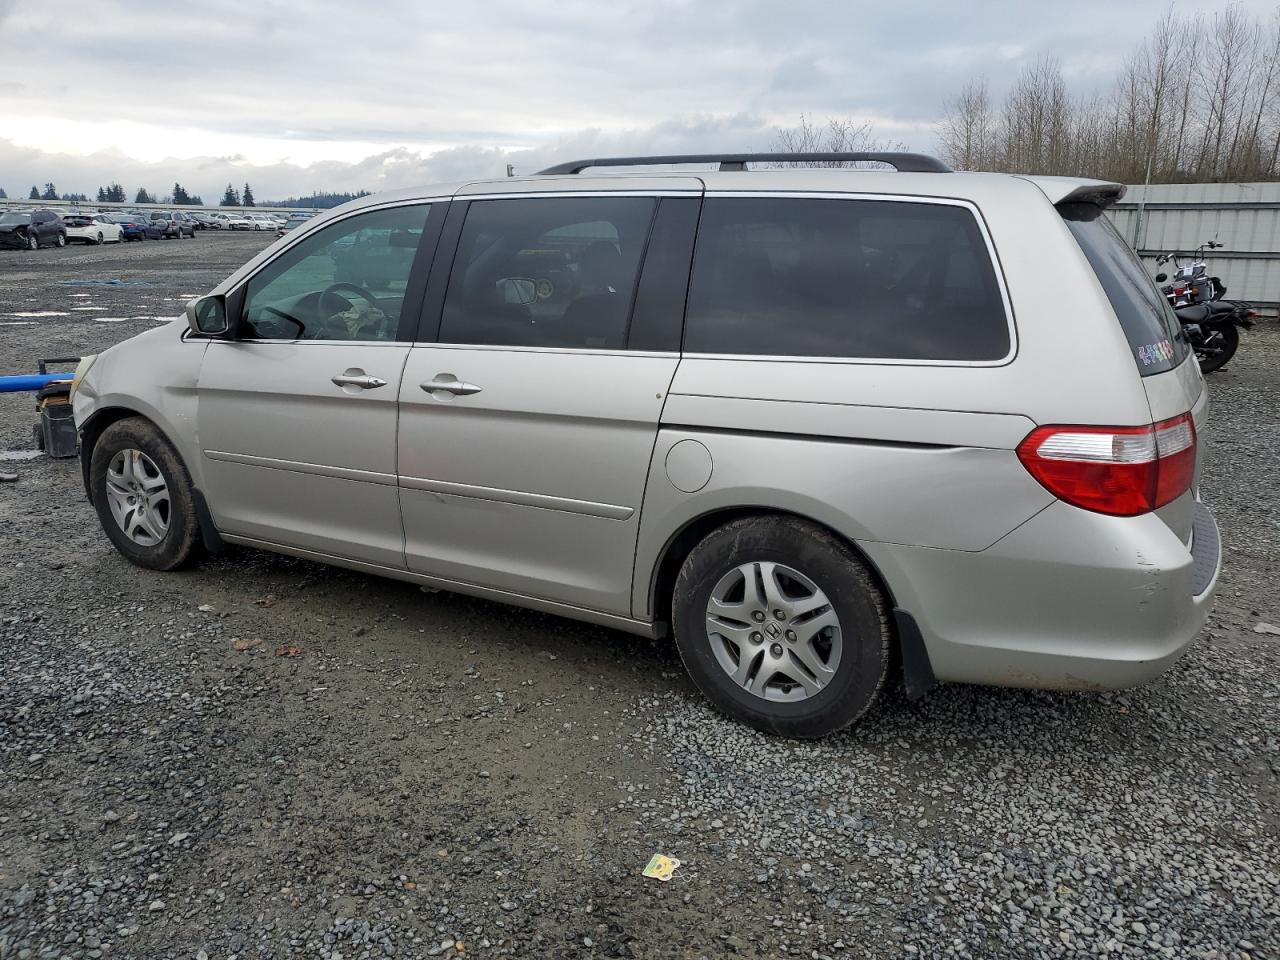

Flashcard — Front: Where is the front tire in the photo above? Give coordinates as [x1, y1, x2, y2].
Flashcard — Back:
[672, 516, 891, 738]
[56, 233, 66, 247]
[90, 418, 201, 571]
[27, 233, 38, 250]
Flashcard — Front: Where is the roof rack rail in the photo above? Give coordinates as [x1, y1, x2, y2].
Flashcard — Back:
[536, 152, 953, 175]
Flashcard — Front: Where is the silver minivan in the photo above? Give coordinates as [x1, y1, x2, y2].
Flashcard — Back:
[71, 152, 1221, 738]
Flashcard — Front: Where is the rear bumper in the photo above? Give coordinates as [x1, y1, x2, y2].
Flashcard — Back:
[861, 500, 1221, 691]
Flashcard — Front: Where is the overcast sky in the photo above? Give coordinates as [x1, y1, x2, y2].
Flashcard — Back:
[0, 0, 1272, 201]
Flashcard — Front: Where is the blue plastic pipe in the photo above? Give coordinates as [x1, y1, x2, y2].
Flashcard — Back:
[0, 372, 75, 393]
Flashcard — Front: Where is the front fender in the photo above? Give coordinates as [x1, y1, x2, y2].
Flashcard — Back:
[73, 322, 209, 490]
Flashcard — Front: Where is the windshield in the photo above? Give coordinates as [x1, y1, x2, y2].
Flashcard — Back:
[0, 212, 31, 225]
[1059, 202, 1188, 376]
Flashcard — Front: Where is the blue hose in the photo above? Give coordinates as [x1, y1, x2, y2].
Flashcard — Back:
[0, 372, 76, 393]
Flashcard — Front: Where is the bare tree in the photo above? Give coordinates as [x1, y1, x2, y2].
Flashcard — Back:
[938, 76, 994, 170]
[934, 4, 1280, 183]
[770, 114, 905, 167]
[997, 57, 1073, 174]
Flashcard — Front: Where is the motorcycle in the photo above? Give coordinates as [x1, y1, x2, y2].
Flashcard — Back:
[1153, 240, 1255, 375]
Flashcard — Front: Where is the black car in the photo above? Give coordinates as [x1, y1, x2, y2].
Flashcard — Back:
[114, 213, 164, 241]
[0, 209, 66, 249]
[149, 210, 196, 239]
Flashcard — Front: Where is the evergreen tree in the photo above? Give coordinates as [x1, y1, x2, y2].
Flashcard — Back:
[28, 186, 39, 199]
[135, 188, 153, 204]
[242, 183, 255, 206]
[220, 183, 240, 206]
[0, 187, 7, 199]
[61, 192, 88, 202]
[106, 183, 126, 203]
[97, 187, 107, 202]
[172, 182, 191, 205]
[41, 183, 58, 200]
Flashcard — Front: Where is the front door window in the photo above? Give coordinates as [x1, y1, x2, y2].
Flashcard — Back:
[242, 204, 430, 342]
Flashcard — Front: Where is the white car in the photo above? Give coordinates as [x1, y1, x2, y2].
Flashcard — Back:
[223, 214, 252, 230]
[245, 214, 278, 231]
[64, 213, 124, 245]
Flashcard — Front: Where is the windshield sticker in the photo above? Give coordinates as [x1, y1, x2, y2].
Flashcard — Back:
[1137, 339, 1174, 366]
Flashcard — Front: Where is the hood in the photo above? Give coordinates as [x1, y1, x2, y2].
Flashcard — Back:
[0, 223, 26, 233]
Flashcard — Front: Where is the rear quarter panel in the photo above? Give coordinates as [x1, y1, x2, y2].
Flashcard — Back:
[635, 176, 1159, 618]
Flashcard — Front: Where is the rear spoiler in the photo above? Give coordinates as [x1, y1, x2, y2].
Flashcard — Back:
[1057, 183, 1126, 208]
[1017, 176, 1126, 209]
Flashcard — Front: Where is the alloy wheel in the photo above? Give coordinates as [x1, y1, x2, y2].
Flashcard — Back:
[704, 561, 843, 702]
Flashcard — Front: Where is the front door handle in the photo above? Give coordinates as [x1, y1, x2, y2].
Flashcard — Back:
[332, 372, 388, 389]
[421, 375, 482, 396]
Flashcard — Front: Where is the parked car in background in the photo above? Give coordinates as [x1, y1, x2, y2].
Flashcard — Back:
[245, 214, 278, 231]
[149, 210, 196, 239]
[64, 212, 125, 245]
[223, 213, 252, 230]
[276, 215, 310, 237]
[114, 213, 164, 240]
[71, 152, 1221, 738]
[0, 209, 66, 249]
[200, 213, 230, 230]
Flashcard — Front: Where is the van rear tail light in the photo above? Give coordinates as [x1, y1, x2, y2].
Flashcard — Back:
[1016, 413, 1195, 517]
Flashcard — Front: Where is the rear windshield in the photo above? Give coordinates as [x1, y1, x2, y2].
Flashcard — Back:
[1060, 202, 1187, 376]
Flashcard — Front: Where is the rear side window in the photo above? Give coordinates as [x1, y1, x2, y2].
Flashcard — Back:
[440, 196, 655, 350]
[1059, 202, 1187, 376]
[684, 197, 1010, 361]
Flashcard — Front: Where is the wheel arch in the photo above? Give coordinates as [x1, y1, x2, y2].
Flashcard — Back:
[79, 405, 225, 552]
[645, 505, 901, 636]
[79, 406, 185, 502]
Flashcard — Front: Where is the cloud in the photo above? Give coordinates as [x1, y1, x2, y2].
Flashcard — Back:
[3, 0, 1276, 199]
[0, 116, 788, 201]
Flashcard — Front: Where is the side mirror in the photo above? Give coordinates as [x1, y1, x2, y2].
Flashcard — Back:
[186, 294, 229, 336]
[496, 277, 538, 305]
[1154, 272, 1167, 283]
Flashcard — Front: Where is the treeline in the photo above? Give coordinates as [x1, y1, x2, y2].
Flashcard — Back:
[262, 190, 371, 209]
[16, 182, 205, 205]
[938, 6, 1280, 182]
[4, 181, 370, 208]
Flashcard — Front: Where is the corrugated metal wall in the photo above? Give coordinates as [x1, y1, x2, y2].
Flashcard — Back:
[1108, 182, 1280, 312]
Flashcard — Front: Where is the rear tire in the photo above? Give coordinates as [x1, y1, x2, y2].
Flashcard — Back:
[672, 516, 892, 738]
[90, 418, 201, 571]
[1196, 323, 1239, 374]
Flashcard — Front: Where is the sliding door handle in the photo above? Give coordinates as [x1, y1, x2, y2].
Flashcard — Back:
[421, 376, 482, 396]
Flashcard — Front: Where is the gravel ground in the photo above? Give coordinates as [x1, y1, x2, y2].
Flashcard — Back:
[1, 233, 1277, 960]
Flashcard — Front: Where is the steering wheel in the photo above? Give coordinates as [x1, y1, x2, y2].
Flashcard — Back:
[319, 282, 381, 315]
[258, 306, 307, 338]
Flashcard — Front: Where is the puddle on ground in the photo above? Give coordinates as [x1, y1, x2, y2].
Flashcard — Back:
[4, 312, 68, 318]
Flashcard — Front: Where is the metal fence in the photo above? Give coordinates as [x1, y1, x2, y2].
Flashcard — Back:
[1108, 181, 1280, 314]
